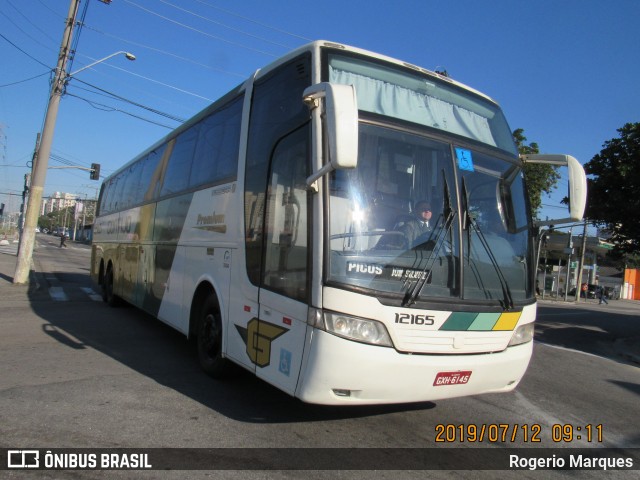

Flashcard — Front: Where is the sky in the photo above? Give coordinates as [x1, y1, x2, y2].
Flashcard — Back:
[1, 0, 639, 227]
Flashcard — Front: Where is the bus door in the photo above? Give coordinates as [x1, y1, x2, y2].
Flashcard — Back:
[254, 128, 311, 395]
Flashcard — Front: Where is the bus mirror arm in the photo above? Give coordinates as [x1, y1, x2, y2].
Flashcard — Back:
[303, 82, 359, 188]
[521, 154, 587, 226]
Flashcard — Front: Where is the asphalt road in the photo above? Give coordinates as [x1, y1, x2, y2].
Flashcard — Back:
[0, 235, 638, 479]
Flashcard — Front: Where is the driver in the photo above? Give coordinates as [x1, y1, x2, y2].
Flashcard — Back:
[400, 200, 433, 248]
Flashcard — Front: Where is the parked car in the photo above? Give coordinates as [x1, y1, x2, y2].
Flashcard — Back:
[568, 284, 598, 299]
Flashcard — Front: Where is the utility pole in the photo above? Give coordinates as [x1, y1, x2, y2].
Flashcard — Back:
[563, 227, 574, 302]
[17, 133, 40, 255]
[13, 0, 80, 284]
[575, 220, 588, 302]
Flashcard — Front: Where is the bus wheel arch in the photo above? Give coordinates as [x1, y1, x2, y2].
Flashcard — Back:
[192, 283, 230, 378]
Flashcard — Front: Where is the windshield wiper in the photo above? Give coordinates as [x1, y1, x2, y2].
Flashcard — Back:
[461, 177, 514, 310]
[402, 173, 456, 307]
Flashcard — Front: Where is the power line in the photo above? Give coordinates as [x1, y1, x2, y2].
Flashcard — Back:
[69, 77, 187, 122]
[541, 203, 569, 210]
[65, 93, 177, 129]
[86, 60, 214, 102]
[52, 148, 94, 169]
[50, 153, 78, 167]
[66, 0, 91, 76]
[0, 71, 51, 88]
[158, 0, 294, 50]
[0, 32, 51, 69]
[35, 0, 66, 20]
[81, 24, 246, 78]
[0, 10, 213, 106]
[66, 65, 199, 118]
[4, 0, 58, 44]
[192, 0, 312, 42]
[122, 0, 279, 57]
[1, 1, 223, 109]
[0, 9, 57, 55]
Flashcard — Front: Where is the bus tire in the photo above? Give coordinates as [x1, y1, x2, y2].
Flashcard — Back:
[102, 265, 120, 307]
[197, 294, 229, 378]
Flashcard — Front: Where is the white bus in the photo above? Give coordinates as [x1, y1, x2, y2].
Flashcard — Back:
[91, 41, 586, 405]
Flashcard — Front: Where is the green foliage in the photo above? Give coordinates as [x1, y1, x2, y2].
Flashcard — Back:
[584, 122, 640, 255]
[38, 207, 74, 231]
[37, 214, 54, 231]
[604, 249, 640, 269]
[513, 128, 561, 219]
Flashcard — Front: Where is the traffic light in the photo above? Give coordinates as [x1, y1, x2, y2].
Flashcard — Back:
[90, 163, 101, 180]
[0, 203, 4, 216]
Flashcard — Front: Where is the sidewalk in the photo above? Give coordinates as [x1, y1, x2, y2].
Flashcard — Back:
[537, 295, 640, 307]
[0, 252, 49, 314]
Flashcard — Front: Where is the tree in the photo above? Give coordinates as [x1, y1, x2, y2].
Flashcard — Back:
[584, 122, 640, 255]
[513, 128, 561, 219]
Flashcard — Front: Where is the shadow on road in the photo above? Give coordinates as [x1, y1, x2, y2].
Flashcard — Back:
[27, 270, 436, 424]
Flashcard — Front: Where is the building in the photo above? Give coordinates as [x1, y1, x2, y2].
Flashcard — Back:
[623, 269, 640, 300]
[41, 192, 77, 215]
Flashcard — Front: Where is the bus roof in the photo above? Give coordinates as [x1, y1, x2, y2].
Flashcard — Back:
[254, 40, 499, 105]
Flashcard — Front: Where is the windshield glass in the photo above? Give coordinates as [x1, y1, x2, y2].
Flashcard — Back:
[327, 123, 533, 305]
[458, 148, 532, 303]
[328, 53, 517, 155]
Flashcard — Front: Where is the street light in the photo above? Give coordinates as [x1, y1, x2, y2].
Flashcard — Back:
[13, 1, 137, 284]
[68, 51, 136, 77]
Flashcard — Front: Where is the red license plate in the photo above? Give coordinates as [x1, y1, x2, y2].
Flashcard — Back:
[433, 371, 472, 386]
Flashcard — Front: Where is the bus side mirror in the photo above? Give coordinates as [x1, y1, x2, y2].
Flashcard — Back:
[521, 154, 587, 225]
[303, 82, 358, 187]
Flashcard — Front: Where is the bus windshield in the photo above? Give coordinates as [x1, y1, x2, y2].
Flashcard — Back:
[327, 123, 533, 305]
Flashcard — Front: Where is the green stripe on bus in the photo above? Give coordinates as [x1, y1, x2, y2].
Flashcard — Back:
[439, 312, 478, 331]
[468, 312, 501, 330]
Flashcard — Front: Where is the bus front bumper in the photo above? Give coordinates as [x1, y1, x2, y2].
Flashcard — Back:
[295, 329, 532, 405]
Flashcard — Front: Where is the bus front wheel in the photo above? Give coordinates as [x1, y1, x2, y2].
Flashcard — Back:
[197, 295, 229, 378]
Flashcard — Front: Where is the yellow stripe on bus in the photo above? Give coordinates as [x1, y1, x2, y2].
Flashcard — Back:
[492, 312, 521, 331]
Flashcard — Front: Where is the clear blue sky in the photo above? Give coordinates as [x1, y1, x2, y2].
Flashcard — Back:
[1, 0, 639, 225]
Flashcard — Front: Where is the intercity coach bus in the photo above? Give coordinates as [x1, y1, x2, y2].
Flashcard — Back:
[91, 41, 586, 405]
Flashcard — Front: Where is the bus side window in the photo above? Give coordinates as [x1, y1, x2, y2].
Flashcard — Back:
[190, 96, 242, 188]
[262, 127, 310, 301]
[160, 127, 199, 197]
[140, 146, 166, 203]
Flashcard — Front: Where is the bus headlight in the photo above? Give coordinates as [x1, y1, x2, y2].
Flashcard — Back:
[323, 312, 393, 347]
[508, 322, 534, 347]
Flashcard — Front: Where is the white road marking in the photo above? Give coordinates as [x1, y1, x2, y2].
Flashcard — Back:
[81, 287, 102, 301]
[49, 286, 69, 302]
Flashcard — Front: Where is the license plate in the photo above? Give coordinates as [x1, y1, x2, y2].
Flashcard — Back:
[433, 371, 472, 386]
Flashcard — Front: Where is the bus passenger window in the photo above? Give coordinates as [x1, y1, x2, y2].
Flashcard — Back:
[160, 127, 199, 196]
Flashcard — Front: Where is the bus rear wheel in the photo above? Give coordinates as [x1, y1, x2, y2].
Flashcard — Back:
[102, 265, 120, 307]
[197, 295, 229, 378]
